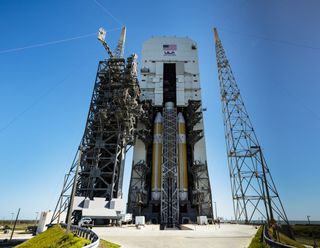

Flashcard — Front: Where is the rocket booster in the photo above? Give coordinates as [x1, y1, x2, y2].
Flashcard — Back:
[152, 110, 188, 201]
[151, 112, 162, 201]
[177, 112, 188, 201]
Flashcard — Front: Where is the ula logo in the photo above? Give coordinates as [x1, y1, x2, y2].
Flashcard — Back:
[163, 44, 177, 56]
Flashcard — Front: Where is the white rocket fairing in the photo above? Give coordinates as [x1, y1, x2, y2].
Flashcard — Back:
[151, 112, 162, 201]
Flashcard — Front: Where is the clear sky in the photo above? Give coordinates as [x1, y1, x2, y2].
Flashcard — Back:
[0, 0, 319, 221]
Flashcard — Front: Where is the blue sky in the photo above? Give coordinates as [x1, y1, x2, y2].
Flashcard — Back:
[0, 0, 319, 221]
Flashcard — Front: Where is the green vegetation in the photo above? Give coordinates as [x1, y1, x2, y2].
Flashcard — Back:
[248, 225, 308, 248]
[12, 223, 30, 231]
[0, 220, 36, 231]
[269, 228, 304, 248]
[291, 225, 320, 246]
[16, 225, 90, 248]
[248, 226, 267, 248]
[100, 239, 121, 248]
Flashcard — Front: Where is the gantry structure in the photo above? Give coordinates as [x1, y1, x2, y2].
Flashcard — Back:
[51, 27, 144, 224]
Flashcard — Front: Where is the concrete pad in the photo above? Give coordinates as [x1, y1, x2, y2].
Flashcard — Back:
[0, 231, 33, 241]
[93, 223, 258, 248]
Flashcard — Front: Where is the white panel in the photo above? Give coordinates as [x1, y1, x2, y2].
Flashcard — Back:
[156, 62, 163, 75]
[176, 74, 184, 106]
[176, 62, 184, 75]
[155, 93, 163, 106]
[177, 90, 184, 106]
[152, 76, 160, 83]
[133, 139, 146, 164]
[176, 75, 184, 86]
[194, 137, 207, 162]
[148, 62, 156, 73]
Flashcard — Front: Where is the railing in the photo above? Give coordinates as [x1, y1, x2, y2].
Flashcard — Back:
[263, 225, 295, 248]
[60, 224, 100, 248]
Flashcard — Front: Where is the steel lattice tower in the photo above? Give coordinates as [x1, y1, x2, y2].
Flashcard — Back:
[160, 103, 179, 228]
[214, 28, 289, 225]
[50, 28, 144, 224]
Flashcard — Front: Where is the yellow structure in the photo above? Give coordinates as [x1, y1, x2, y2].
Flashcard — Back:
[177, 112, 188, 200]
[151, 112, 163, 201]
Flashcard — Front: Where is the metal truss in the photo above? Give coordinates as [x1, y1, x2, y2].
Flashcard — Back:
[161, 105, 179, 228]
[214, 28, 289, 225]
[50, 149, 80, 224]
[184, 101, 204, 146]
[184, 101, 213, 219]
[51, 54, 142, 224]
[127, 160, 148, 216]
[191, 161, 213, 218]
[77, 56, 141, 201]
[126, 100, 153, 219]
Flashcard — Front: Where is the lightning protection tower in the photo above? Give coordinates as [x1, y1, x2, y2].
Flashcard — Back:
[213, 28, 289, 225]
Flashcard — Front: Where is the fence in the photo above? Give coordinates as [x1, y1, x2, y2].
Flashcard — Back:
[263, 225, 296, 248]
[60, 223, 100, 248]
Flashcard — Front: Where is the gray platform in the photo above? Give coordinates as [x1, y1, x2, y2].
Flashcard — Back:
[93, 223, 258, 248]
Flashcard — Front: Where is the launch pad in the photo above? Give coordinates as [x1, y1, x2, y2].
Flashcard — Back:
[51, 32, 213, 229]
[48, 26, 290, 235]
[92, 224, 257, 248]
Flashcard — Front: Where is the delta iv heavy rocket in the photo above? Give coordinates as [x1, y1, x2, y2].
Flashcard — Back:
[151, 111, 188, 202]
[128, 37, 213, 227]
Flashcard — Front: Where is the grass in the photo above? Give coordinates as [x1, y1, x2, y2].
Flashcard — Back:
[1, 223, 31, 231]
[0, 221, 37, 231]
[269, 228, 305, 248]
[248, 226, 267, 248]
[99, 239, 121, 248]
[15, 225, 90, 248]
[291, 224, 320, 246]
[12, 224, 31, 231]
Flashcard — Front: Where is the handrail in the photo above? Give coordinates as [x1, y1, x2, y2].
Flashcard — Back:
[60, 223, 100, 248]
[263, 225, 295, 248]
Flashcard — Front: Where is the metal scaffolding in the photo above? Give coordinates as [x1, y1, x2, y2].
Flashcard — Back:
[214, 28, 289, 225]
[161, 104, 179, 228]
[127, 160, 149, 216]
[191, 161, 213, 218]
[51, 49, 143, 223]
[76, 56, 141, 200]
[184, 100, 213, 219]
[126, 101, 153, 217]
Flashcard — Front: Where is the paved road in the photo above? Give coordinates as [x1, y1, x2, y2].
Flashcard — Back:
[0, 231, 32, 241]
[93, 223, 258, 248]
[0, 231, 32, 247]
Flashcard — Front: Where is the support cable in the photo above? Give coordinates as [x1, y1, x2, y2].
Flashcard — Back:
[0, 28, 120, 55]
[93, 0, 124, 26]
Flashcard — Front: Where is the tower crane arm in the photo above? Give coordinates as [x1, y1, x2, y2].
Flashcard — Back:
[97, 27, 114, 58]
